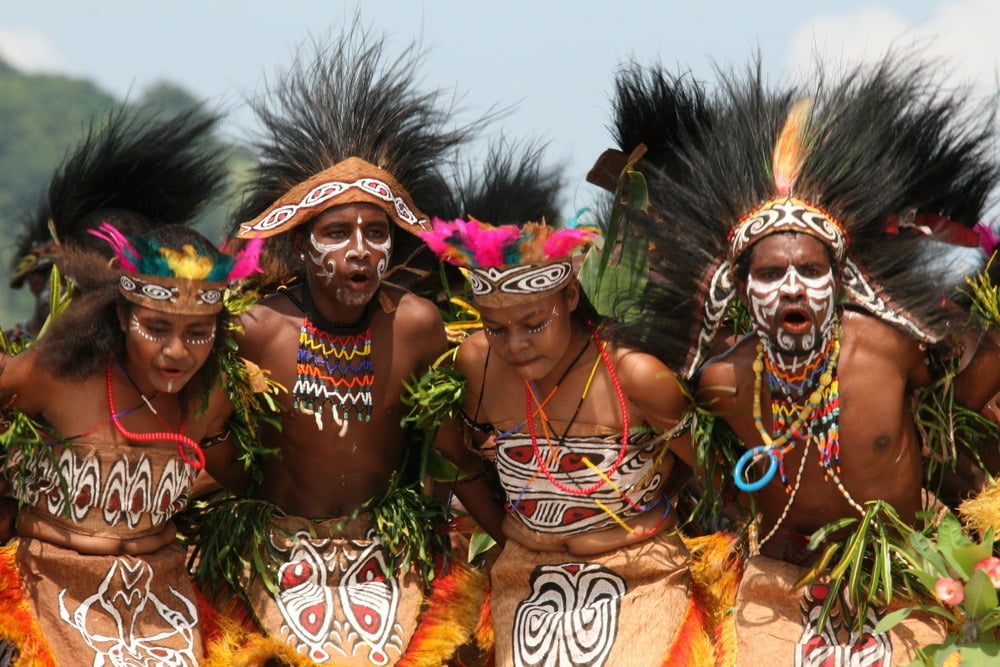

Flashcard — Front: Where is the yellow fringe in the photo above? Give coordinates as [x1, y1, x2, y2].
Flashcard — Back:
[398, 562, 486, 667]
[0, 542, 58, 667]
[712, 614, 739, 667]
[958, 478, 1000, 536]
[772, 98, 813, 196]
[682, 532, 744, 631]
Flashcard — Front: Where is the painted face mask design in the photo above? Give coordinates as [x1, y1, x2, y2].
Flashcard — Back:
[747, 266, 835, 359]
[307, 214, 393, 286]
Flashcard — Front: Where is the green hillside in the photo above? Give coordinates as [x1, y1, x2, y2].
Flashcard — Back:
[0, 60, 247, 327]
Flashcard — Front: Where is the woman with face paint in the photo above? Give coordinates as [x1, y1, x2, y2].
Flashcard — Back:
[422, 217, 713, 666]
[0, 107, 269, 666]
[0, 224, 261, 667]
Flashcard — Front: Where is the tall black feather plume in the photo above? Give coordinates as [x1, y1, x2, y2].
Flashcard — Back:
[233, 21, 481, 280]
[611, 55, 998, 375]
[9, 195, 53, 288]
[611, 63, 712, 173]
[47, 105, 226, 254]
[457, 138, 564, 226]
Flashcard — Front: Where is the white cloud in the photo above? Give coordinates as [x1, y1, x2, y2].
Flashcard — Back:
[786, 0, 1000, 95]
[0, 25, 69, 74]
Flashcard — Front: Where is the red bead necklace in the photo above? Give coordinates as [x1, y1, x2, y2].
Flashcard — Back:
[525, 330, 629, 496]
[105, 362, 206, 469]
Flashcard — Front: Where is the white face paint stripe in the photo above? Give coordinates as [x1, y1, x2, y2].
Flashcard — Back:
[307, 222, 393, 282]
[746, 266, 836, 364]
[130, 314, 216, 346]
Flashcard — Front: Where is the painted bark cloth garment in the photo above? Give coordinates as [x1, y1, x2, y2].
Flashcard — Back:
[493, 426, 666, 537]
[0, 442, 202, 666]
[489, 531, 713, 667]
[205, 513, 485, 666]
[715, 555, 946, 667]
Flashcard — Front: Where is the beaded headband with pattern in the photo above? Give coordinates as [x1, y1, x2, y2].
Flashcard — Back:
[90, 223, 263, 315]
[419, 218, 598, 307]
[236, 157, 427, 239]
[729, 196, 848, 264]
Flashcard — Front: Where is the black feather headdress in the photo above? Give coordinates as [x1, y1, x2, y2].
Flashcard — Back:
[588, 62, 713, 193]
[233, 21, 479, 279]
[609, 56, 998, 377]
[9, 198, 55, 289]
[48, 106, 226, 253]
[9, 106, 224, 287]
[457, 138, 564, 226]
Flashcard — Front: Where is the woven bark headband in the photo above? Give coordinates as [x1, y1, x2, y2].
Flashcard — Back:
[419, 218, 598, 307]
[90, 223, 263, 315]
[237, 156, 427, 239]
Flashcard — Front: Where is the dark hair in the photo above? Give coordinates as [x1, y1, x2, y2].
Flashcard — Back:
[34, 225, 229, 406]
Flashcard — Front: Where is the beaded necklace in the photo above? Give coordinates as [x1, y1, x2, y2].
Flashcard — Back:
[524, 329, 630, 496]
[105, 363, 205, 469]
[759, 323, 839, 482]
[287, 287, 376, 435]
[737, 319, 868, 552]
[734, 321, 841, 492]
[763, 331, 841, 476]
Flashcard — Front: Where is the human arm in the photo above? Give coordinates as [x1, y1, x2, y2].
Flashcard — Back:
[953, 327, 1000, 411]
[402, 299, 508, 543]
[616, 347, 695, 467]
[434, 418, 506, 543]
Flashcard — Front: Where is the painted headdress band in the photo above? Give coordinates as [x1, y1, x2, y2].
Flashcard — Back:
[90, 223, 263, 315]
[419, 217, 597, 307]
[237, 156, 427, 239]
[728, 196, 848, 263]
[117, 274, 226, 314]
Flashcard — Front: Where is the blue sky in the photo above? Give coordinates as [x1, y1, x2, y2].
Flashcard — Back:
[2, 0, 998, 210]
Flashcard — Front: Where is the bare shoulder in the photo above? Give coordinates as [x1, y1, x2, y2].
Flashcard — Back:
[841, 307, 916, 350]
[698, 334, 753, 389]
[610, 344, 688, 415]
[236, 291, 299, 348]
[455, 331, 490, 379]
[0, 347, 50, 413]
[381, 286, 447, 370]
[840, 307, 927, 378]
[387, 287, 445, 334]
[611, 345, 678, 391]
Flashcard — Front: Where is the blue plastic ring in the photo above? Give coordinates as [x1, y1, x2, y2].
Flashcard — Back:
[734, 445, 778, 492]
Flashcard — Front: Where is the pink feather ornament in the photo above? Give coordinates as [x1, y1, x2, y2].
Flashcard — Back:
[226, 237, 264, 281]
[88, 222, 140, 273]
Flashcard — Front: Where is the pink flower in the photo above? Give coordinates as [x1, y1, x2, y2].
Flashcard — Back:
[974, 556, 1000, 588]
[935, 577, 965, 605]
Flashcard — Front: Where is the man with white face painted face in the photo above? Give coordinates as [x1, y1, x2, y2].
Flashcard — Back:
[678, 93, 1000, 664]
[615, 56, 1000, 663]
[194, 31, 487, 665]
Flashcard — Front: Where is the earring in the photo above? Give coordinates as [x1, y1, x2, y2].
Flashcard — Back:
[299, 253, 305, 261]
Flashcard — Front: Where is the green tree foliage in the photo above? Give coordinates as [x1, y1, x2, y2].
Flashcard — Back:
[0, 58, 248, 326]
[0, 58, 117, 219]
